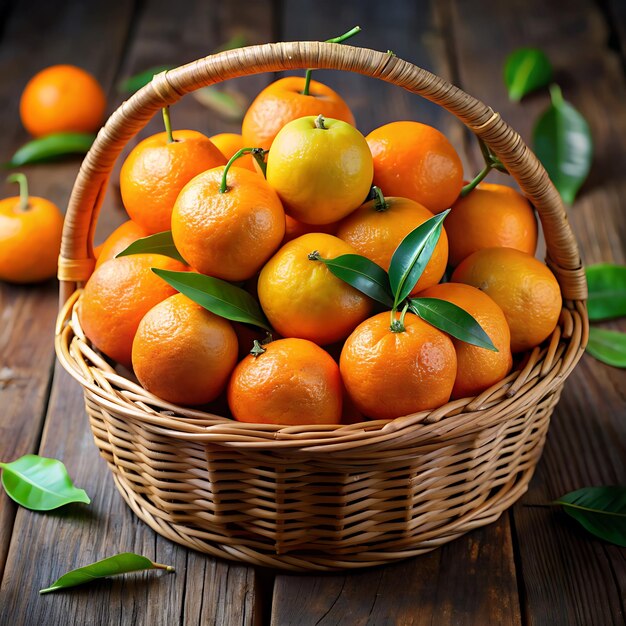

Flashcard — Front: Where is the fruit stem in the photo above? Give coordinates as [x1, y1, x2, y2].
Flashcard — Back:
[371, 186, 388, 211]
[302, 26, 361, 95]
[250, 148, 268, 178]
[314, 114, 327, 130]
[250, 340, 267, 357]
[390, 302, 409, 333]
[6, 173, 29, 211]
[307, 250, 321, 261]
[162, 107, 174, 143]
[220, 147, 263, 193]
[460, 162, 492, 197]
[152, 562, 175, 572]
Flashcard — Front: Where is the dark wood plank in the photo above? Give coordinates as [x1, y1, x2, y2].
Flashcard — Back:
[272, 3, 523, 623]
[1, 0, 275, 623]
[0, 0, 136, 580]
[272, 517, 520, 626]
[446, 0, 626, 623]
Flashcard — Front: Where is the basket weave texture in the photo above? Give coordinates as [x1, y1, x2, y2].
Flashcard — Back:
[55, 42, 588, 571]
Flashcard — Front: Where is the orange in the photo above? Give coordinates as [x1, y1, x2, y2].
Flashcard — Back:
[132, 294, 238, 406]
[340, 311, 457, 420]
[266, 115, 373, 224]
[242, 76, 355, 150]
[0, 175, 63, 283]
[419, 282, 513, 399]
[452, 247, 562, 353]
[120, 129, 226, 234]
[283, 214, 337, 244]
[78, 254, 187, 367]
[19, 64, 106, 137]
[445, 183, 538, 267]
[258, 233, 373, 345]
[336, 194, 448, 295]
[366, 121, 463, 213]
[209, 133, 256, 171]
[95, 220, 150, 268]
[228, 338, 342, 425]
[171, 166, 285, 281]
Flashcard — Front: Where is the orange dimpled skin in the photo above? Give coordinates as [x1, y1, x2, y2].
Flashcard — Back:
[336, 195, 448, 294]
[446, 183, 538, 267]
[0, 195, 63, 283]
[132, 294, 238, 406]
[366, 121, 463, 214]
[419, 282, 513, 399]
[78, 254, 187, 368]
[171, 167, 285, 281]
[340, 312, 457, 420]
[120, 130, 226, 234]
[242, 77, 356, 150]
[20, 64, 106, 137]
[95, 220, 150, 268]
[452, 247, 562, 353]
[257, 233, 372, 345]
[228, 338, 343, 425]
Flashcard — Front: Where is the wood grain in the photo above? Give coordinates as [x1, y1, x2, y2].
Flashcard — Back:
[0, 0, 136, 581]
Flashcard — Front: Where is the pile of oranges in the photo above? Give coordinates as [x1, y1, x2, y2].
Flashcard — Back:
[77, 69, 562, 426]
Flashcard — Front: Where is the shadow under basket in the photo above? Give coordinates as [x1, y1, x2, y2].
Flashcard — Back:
[54, 41, 588, 572]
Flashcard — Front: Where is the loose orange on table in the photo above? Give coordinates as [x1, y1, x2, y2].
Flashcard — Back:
[228, 337, 343, 425]
[366, 121, 464, 214]
[258, 233, 372, 346]
[419, 282, 513, 399]
[132, 293, 238, 406]
[242, 76, 355, 150]
[336, 194, 448, 295]
[266, 115, 373, 225]
[120, 129, 226, 234]
[340, 311, 457, 420]
[95, 220, 150, 268]
[452, 247, 562, 353]
[0, 174, 63, 284]
[78, 254, 187, 368]
[445, 183, 538, 267]
[171, 166, 285, 281]
[20, 64, 106, 137]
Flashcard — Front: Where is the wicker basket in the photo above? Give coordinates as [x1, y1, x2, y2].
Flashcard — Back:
[54, 41, 588, 572]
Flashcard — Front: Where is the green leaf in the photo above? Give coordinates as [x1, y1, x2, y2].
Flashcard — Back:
[116, 231, 186, 263]
[5, 133, 96, 168]
[504, 48, 553, 102]
[586, 264, 626, 321]
[117, 65, 174, 94]
[313, 253, 394, 307]
[533, 84, 593, 205]
[152, 269, 272, 332]
[40, 552, 174, 594]
[586, 327, 626, 368]
[191, 86, 249, 121]
[554, 486, 626, 547]
[388, 210, 449, 307]
[0, 455, 90, 511]
[409, 298, 497, 351]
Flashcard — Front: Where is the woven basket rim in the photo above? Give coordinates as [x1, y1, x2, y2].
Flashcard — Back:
[54, 41, 589, 447]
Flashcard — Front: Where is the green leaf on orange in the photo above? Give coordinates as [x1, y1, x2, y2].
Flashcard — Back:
[152, 269, 272, 332]
[554, 486, 626, 547]
[0, 455, 90, 511]
[313, 253, 393, 307]
[409, 297, 497, 351]
[586, 264, 626, 321]
[388, 210, 449, 307]
[40, 552, 174, 594]
[116, 231, 186, 264]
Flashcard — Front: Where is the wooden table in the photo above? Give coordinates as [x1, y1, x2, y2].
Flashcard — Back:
[0, 0, 624, 623]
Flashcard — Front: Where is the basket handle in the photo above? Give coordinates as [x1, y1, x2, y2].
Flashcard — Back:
[58, 41, 587, 305]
